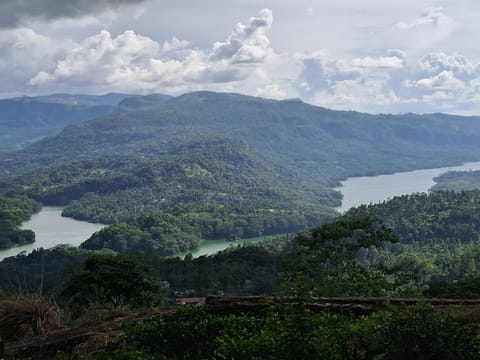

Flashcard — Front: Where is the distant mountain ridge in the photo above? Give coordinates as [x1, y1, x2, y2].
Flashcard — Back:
[2, 90, 480, 253]
[0, 92, 173, 152]
[3, 91, 480, 180]
[0, 93, 126, 152]
[19, 93, 134, 106]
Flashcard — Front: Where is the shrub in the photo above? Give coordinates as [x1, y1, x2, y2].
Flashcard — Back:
[0, 296, 63, 341]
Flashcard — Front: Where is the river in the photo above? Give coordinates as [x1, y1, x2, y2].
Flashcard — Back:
[2, 161, 480, 261]
[0, 207, 105, 261]
[335, 161, 480, 213]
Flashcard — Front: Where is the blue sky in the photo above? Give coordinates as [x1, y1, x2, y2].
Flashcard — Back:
[1, 0, 479, 114]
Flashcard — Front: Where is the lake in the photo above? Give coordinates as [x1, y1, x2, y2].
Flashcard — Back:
[182, 234, 284, 259]
[0, 207, 105, 261]
[2, 161, 480, 261]
[335, 161, 480, 213]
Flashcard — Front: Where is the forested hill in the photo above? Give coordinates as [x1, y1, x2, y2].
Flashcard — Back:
[432, 170, 480, 191]
[345, 190, 480, 247]
[2, 91, 480, 179]
[0, 93, 132, 152]
[302, 190, 480, 288]
[10, 137, 338, 220]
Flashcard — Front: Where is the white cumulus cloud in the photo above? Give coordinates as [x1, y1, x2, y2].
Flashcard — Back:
[210, 8, 273, 64]
[28, 9, 276, 94]
[351, 55, 405, 69]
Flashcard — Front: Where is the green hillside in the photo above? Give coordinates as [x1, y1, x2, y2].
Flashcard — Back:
[2, 91, 480, 253]
[0, 95, 125, 152]
[432, 170, 480, 191]
[3, 91, 480, 180]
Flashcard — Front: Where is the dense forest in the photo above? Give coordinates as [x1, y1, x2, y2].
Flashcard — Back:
[3, 91, 480, 357]
[2, 91, 480, 252]
[10, 137, 338, 223]
[0, 196, 41, 249]
[2, 215, 480, 359]
[3, 92, 480, 181]
[0, 136, 337, 252]
[432, 170, 480, 191]
[4, 190, 480, 300]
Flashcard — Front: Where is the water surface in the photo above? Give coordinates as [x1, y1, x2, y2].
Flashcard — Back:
[4, 161, 480, 261]
[336, 161, 480, 213]
[0, 206, 105, 261]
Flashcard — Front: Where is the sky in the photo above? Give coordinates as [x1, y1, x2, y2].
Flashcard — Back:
[1, 0, 480, 114]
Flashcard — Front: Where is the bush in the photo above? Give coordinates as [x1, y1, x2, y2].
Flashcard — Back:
[0, 296, 63, 341]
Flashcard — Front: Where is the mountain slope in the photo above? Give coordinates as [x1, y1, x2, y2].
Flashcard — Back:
[10, 137, 337, 223]
[28, 93, 133, 106]
[3, 91, 480, 181]
[0, 95, 123, 152]
[117, 93, 173, 111]
[432, 170, 480, 191]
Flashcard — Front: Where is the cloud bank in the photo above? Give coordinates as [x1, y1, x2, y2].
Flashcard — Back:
[1, 6, 480, 114]
[0, 0, 144, 28]
[27, 9, 276, 94]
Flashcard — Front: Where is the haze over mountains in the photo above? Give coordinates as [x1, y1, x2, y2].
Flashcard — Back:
[0, 93, 133, 151]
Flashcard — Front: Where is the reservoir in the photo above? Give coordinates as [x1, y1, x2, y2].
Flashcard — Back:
[2, 161, 480, 261]
[335, 161, 480, 213]
[0, 207, 105, 261]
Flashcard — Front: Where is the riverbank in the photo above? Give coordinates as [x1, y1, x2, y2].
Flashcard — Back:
[4, 161, 480, 262]
[335, 161, 480, 213]
[0, 207, 105, 261]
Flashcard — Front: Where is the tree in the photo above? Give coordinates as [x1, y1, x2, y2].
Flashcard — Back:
[285, 217, 398, 297]
[62, 254, 158, 314]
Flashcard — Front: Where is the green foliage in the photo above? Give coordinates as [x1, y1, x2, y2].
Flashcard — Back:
[0, 195, 41, 249]
[425, 276, 480, 299]
[110, 305, 480, 360]
[0, 246, 94, 297]
[345, 190, 480, 247]
[146, 244, 286, 296]
[432, 170, 480, 191]
[62, 254, 158, 313]
[4, 91, 480, 181]
[285, 217, 397, 297]
[359, 304, 480, 359]
[80, 201, 331, 256]
[82, 214, 200, 256]
[0, 241, 285, 301]
[345, 190, 480, 288]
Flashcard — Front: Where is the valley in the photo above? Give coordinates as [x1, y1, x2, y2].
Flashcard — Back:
[2, 91, 480, 358]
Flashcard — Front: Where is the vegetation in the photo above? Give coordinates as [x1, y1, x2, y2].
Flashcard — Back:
[10, 137, 338, 223]
[3, 91, 480, 357]
[0, 246, 97, 296]
[1, 209, 480, 357]
[425, 276, 480, 299]
[1, 137, 337, 254]
[0, 95, 124, 152]
[0, 195, 41, 249]
[285, 217, 398, 297]
[432, 170, 480, 191]
[4, 191, 480, 300]
[62, 254, 158, 316]
[341, 190, 480, 293]
[0, 296, 63, 342]
[107, 305, 480, 360]
[3, 91, 480, 254]
[345, 190, 480, 247]
[80, 202, 330, 255]
[3, 92, 480, 180]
